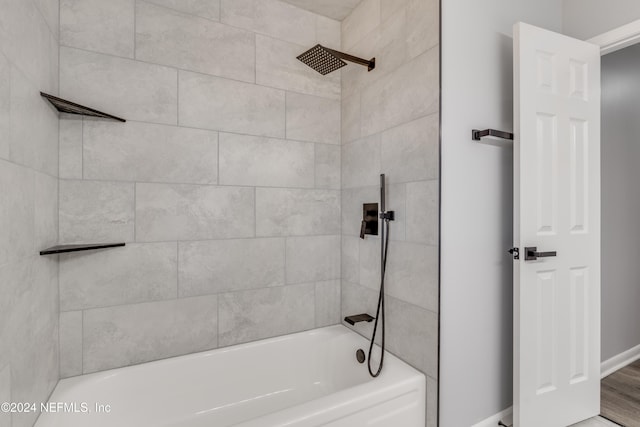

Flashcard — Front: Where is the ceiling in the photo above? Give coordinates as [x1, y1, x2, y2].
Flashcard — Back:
[280, 0, 363, 21]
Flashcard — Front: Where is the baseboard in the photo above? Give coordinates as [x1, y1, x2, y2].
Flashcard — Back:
[471, 407, 513, 427]
[470, 346, 640, 427]
[601, 343, 640, 378]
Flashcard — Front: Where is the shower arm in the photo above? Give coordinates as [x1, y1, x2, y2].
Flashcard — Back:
[323, 47, 376, 72]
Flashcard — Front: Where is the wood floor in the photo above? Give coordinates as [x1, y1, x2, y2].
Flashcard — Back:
[601, 359, 640, 426]
[572, 417, 620, 427]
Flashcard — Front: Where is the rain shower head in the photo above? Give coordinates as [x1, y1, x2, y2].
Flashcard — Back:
[297, 44, 375, 76]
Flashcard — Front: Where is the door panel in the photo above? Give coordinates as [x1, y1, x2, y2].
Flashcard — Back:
[514, 22, 601, 427]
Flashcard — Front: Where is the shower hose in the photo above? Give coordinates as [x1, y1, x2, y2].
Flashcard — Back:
[367, 214, 391, 378]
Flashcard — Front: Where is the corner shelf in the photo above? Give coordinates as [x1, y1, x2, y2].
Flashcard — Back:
[40, 92, 126, 122]
[40, 243, 126, 256]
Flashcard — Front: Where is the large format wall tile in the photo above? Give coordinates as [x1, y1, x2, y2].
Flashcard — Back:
[0, 364, 9, 427]
[0, 0, 59, 91]
[83, 296, 218, 373]
[316, 15, 341, 47]
[315, 280, 340, 327]
[179, 71, 285, 137]
[219, 133, 314, 188]
[34, 173, 58, 250]
[1, 0, 59, 419]
[361, 47, 439, 136]
[315, 144, 340, 190]
[10, 67, 59, 176]
[179, 238, 285, 297]
[341, 281, 438, 378]
[59, 180, 135, 243]
[0, 161, 34, 266]
[256, 188, 340, 236]
[83, 121, 218, 184]
[406, 180, 439, 245]
[218, 283, 315, 346]
[221, 0, 316, 47]
[341, 0, 380, 50]
[280, 0, 361, 22]
[136, 2, 255, 82]
[59, 311, 82, 378]
[34, 0, 60, 39]
[381, 114, 439, 183]
[60, 0, 134, 58]
[406, 0, 439, 59]
[60, 47, 178, 125]
[143, 0, 220, 21]
[341, 94, 360, 144]
[59, 117, 83, 179]
[8, 256, 58, 427]
[359, 240, 436, 313]
[285, 92, 340, 144]
[136, 184, 255, 241]
[256, 36, 340, 100]
[342, 134, 381, 189]
[286, 235, 340, 284]
[341, 236, 360, 284]
[60, 243, 177, 311]
[385, 296, 438, 378]
[0, 54, 9, 161]
[385, 242, 438, 313]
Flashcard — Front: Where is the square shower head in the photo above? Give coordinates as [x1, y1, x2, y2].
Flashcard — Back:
[297, 44, 347, 75]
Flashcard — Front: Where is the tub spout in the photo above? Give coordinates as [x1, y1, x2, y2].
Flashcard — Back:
[344, 314, 374, 326]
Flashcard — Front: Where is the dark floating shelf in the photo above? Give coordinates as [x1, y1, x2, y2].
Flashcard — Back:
[40, 243, 126, 256]
[41, 92, 126, 122]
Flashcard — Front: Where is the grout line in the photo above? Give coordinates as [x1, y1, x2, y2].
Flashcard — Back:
[0, 153, 59, 182]
[253, 187, 257, 237]
[81, 117, 84, 179]
[59, 44, 341, 102]
[133, 0, 137, 59]
[313, 280, 317, 328]
[216, 132, 220, 185]
[63, 281, 328, 313]
[57, 177, 342, 193]
[313, 143, 317, 188]
[80, 310, 84, 375]
[133, 183, 137, 242]
[283, 237, 288, 286]
[176, 69, 180, 126]
[175, 241, 179, 298]
[118, 118, 340, 147]
[216, 293, 220, 348]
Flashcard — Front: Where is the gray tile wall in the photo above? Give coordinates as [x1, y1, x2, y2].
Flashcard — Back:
[339, 0, 439, 426]
[58, 0, 342, 377]
[0, 1, 60, 426]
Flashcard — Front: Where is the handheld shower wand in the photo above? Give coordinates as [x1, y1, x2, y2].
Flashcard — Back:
[367, 174, 394, 377]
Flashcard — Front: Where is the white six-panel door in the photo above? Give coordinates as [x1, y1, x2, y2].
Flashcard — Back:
[513, 22, 601, 427]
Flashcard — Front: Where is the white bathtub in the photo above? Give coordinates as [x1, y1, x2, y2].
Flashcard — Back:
[35, 325, 425, 427]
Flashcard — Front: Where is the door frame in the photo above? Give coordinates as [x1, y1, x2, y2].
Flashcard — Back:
[588, 19, 640, 55]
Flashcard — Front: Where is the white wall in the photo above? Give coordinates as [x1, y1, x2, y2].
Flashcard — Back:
[439, 1, 562, 425]
[564, 0, 640, 40]
[600, 44, 640, 362]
